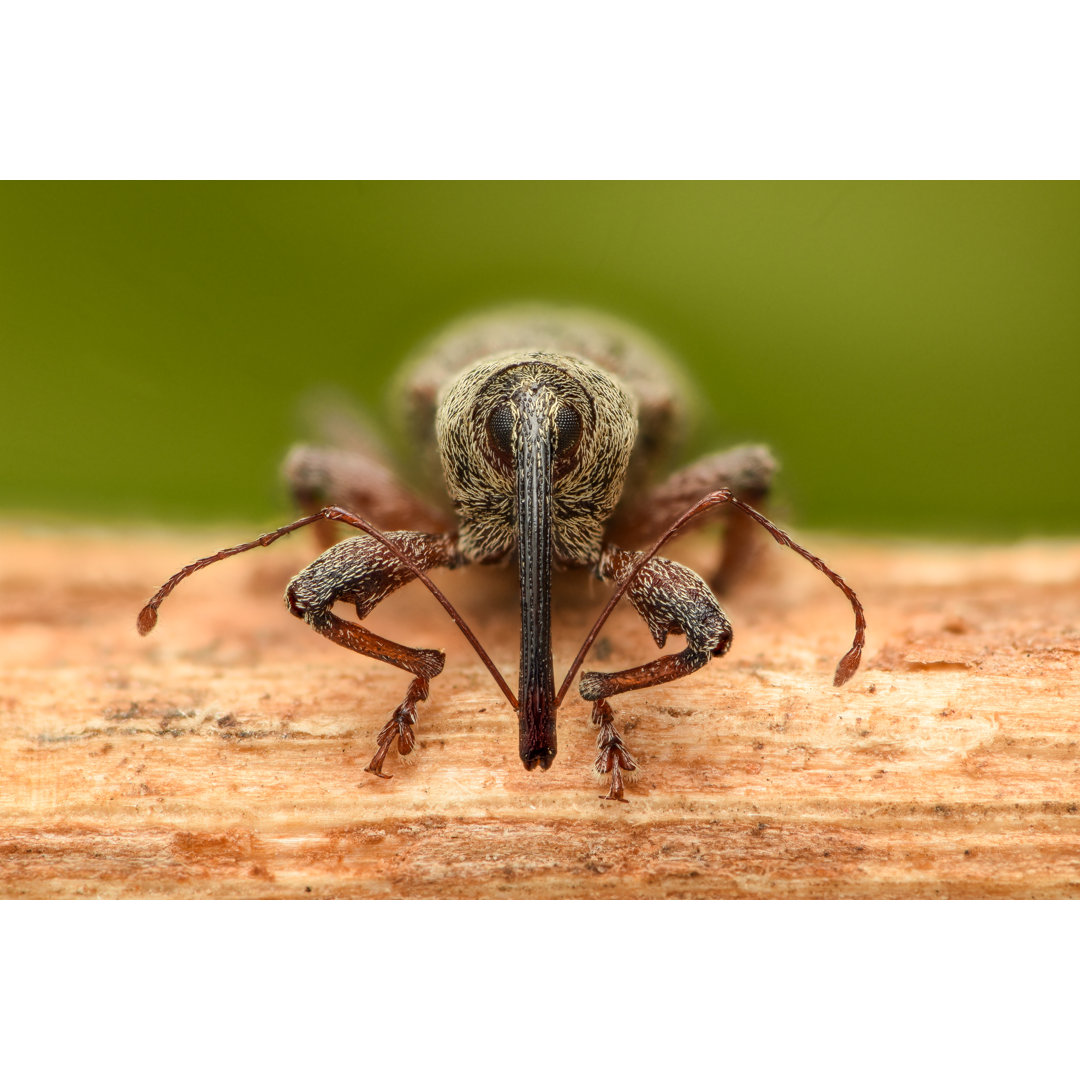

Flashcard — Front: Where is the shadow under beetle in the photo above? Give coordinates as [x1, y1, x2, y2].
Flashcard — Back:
[139, 305, 865, 800]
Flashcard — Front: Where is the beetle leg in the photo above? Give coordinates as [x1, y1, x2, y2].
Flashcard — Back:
[579, 545, 732, 798]
[590, 698, 638, 801]
[284, 444, 450, 549]
[285, 530, 461, 777]
[611, 443, 776, 591]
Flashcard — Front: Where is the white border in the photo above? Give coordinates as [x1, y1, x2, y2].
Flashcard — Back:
[1, 2, 1077, 178]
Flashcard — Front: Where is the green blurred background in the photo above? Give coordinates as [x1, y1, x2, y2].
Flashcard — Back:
[1, 182, 1076, 537]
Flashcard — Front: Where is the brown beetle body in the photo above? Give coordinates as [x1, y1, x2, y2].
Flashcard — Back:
[140, 305, 864, 800]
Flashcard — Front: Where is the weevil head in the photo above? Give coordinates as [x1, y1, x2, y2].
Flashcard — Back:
[435, 353, 638, 566]
[436, 352, 637, 771]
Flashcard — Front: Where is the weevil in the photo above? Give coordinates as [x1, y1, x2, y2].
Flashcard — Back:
[138, 305, 864, 800]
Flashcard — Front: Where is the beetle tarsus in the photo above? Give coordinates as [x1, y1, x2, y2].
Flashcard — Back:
[365, 675, 429, 778]
[592, 698, 637, 801]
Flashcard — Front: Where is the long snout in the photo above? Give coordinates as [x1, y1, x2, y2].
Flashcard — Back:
[514, 387, 558, 770]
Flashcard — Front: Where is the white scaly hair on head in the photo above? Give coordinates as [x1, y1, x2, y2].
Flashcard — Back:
[435, 351, 638, 566]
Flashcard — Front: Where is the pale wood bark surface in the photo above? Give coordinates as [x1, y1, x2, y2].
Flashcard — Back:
[2, 525, 1078, 898]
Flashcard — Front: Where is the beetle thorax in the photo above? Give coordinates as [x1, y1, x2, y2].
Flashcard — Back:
[435, 352, 638, 566]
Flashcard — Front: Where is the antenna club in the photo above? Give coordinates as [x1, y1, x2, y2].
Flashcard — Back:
[137, 605, 158, 636]
[833, 645, 863, 686]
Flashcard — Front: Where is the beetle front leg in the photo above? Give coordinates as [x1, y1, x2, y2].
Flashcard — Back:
[284, 530, 461, 777]
[366, 672, 432, 778]
[590, 698, 638, 801]
[580, 545, 732, 799]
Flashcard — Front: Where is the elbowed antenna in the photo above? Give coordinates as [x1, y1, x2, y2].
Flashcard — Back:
[137, 505, 519, 712]
[556, 490, 866, 705]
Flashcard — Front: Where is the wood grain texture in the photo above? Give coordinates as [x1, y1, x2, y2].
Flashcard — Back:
[2, 526, 1078, 898]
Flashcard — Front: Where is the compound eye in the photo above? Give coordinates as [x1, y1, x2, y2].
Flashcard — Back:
[488, 402, 515, 458]
[554, 403, 582, 458]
